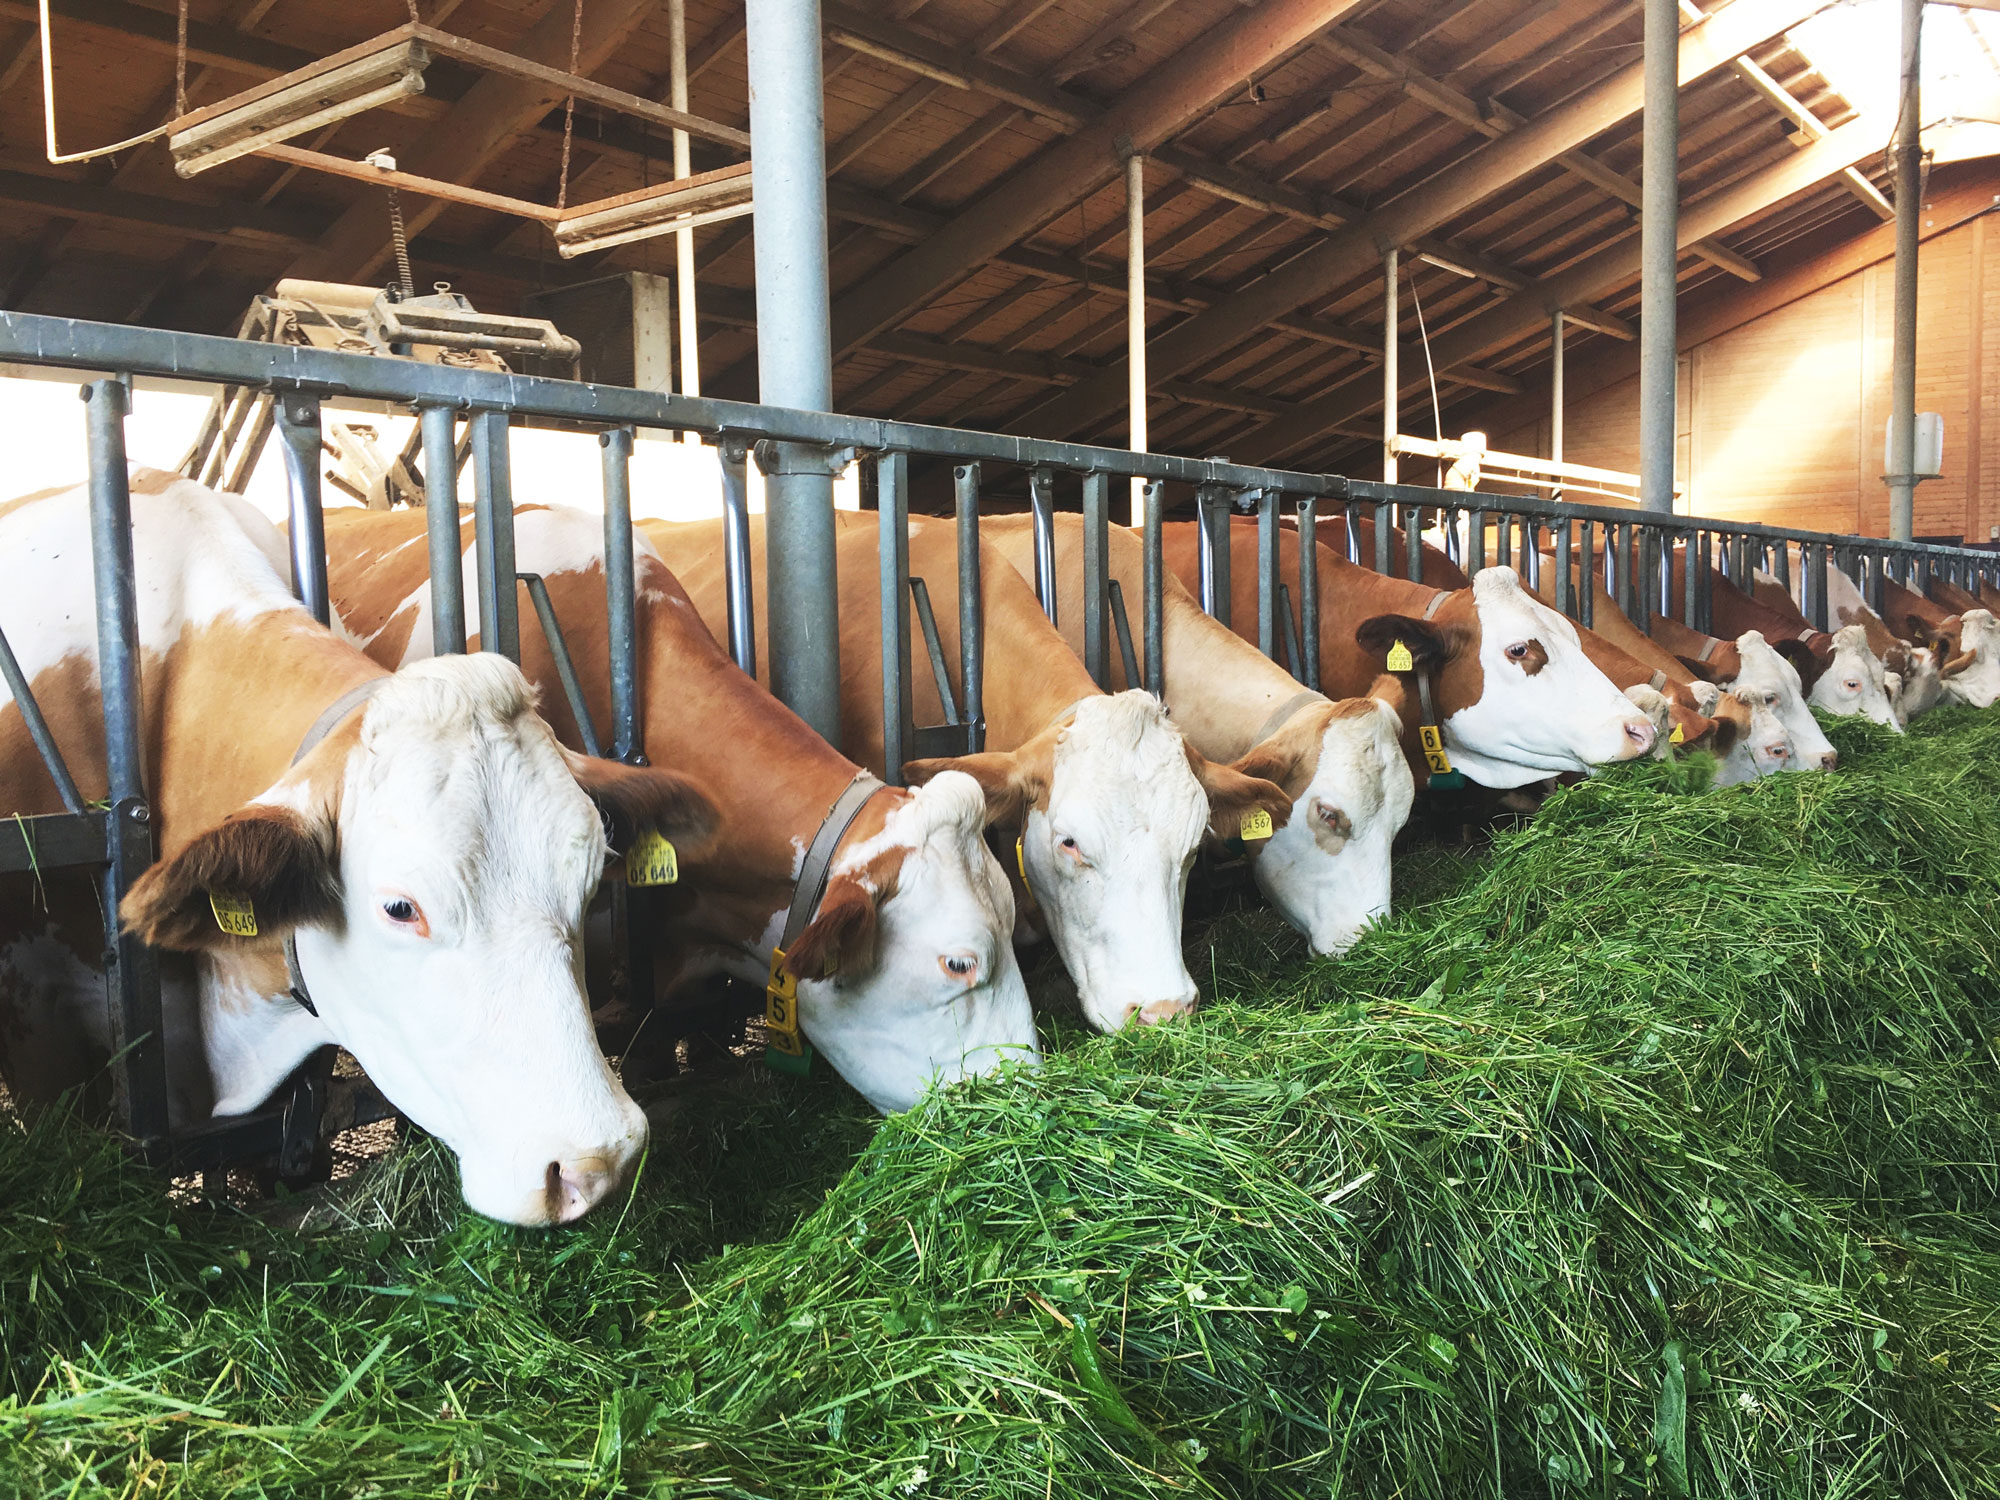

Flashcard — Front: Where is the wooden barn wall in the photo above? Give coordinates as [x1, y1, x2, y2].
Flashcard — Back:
[1495, 213, 1997, 543]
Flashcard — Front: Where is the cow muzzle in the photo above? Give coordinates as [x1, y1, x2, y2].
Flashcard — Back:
[546, 1154, 625, 1224]
[1125, 996, 1195, 1026]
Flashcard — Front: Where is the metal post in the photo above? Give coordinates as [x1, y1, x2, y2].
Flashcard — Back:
[667, 0, 701, 412]
[1082, 471, 1110, 688]
[1344, 504, 1361, 565]
[1468, 508, 1486, 574]
[1405, 502, 1423, 582]
[1638, 0, 1679, 514]
[1550, 309, 1566, 503]
[1126, 151, 1149, 527]
[83, 379, 165, 1152]
[954, 463, 984, 751]
[1297, 496, 1320, 692]
[1374, 500, 1392, 576]
[420, 404, 465, 655]
[1682, 529, 1697, 625]
[274, 391, 329, 624]
[1382, 247, 1399, 484]
[1141, 479, 1164, 699]
[719, 439, 756, 675]
[746, 0, 839, 740]
[1197, 483, 1230, 626]
[878, 451, 912, 782]
[1578, 520, 1594, 628]
[600, 427, 641, 762]
[1555, 516, 1574, 618]
[469, 409, 519, 661]
[1256, 490, 1279, 660]
[1029, 467, 1059, 625]
[1615, 521, 1634, 617]
[1887, 0, 1922, 542]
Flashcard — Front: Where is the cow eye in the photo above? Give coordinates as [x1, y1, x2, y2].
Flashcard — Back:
[1845, 679, 1862, 692]
[1764, 693, 1780, 707]
[381, 896, 429, 937]
[940, 954, 978, 981]
[1056, 835, 1084, 865]
[1505, 641, 1529, 661]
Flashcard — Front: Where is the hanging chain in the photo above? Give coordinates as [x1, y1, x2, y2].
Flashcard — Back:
[405, 0, 421, 23]
[387, 184, 415, 296]
[555, 0, 583, 210]
[174, 0, 189, 118]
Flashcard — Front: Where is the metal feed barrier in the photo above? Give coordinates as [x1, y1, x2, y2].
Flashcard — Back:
[1, 307, 1994, 1174]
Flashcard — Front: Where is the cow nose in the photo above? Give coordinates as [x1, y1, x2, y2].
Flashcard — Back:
[547, 1156, 619, 1223]
[1819, 749, 1839, 771]
[1125, 997, 1195, 1026]
[1623, 719, 1656, 753]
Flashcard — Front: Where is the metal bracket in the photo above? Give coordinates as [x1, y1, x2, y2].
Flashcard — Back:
[752, 438, 858, 477]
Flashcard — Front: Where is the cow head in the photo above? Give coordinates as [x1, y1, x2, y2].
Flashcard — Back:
[1884, 641, 1944, 722]
[123, 655, 718, 1227]
[1232, 680, 1416, 955]
[1356, 566, 1656, 788]
[1807, 625, 1899, 729]
[777, 771, 1037, 1113]
[1940, 609, 2000, 708]
[1725, 632, 1838, 771]
[908, 690, 1288, 1032]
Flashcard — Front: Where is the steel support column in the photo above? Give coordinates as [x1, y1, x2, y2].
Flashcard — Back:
[668, 0, 702, 411]
[746, 0, 840, 740]
[1886, 0, 1923, 541]
[1638, 0, 1679, 513]
[1382, 247, 1399, 484]
[1126, 150, 1148, 527]
[1550, 309, 1565, 502]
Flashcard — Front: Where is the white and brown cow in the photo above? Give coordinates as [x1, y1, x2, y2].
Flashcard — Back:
[323, 505, 1039, 1114]
[646, 516, 1292, 1034]
[1939, 609, 2000, 708]
[0, 472, 718, 1225]
[982, 514, 1414, 957]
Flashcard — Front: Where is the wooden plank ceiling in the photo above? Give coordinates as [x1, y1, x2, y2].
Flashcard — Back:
[0, 0, 1898, 475]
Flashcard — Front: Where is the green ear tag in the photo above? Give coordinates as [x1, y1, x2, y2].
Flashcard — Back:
[1239, 807, 1274, 841]
[1386, 640, 1414, 672]
[625, 831, 679, 886]
[209, 892, 258, 938]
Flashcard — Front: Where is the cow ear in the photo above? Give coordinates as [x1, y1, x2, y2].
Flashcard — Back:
[1772, 638, 1827, 694]
[904, 749, 1043, 828]
[1696, 701, 1743, 758]
[1354, 614, 1459, 670]
[1188, 747, 1291, 843]
[1939, 647, 1978, 678]
[564, 750, 721, 866]
[782, 875, 880, 981]
[121, 805, 340, 952]
[1905, 614, 1934, 644]
[1674, 653, 1729, 685]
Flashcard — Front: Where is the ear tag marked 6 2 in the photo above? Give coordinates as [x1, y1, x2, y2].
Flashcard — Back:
[1418, 724, 1454, 776]
[625, 830, 679, 886]
[209, 892, 258, 938]
[1386, 640, 1415, 672]
[1239, 807, 1274, 841]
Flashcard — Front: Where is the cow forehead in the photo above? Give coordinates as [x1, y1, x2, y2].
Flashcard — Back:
[1470, 567, 1580, 650]
[1962, 610, 2000, 651]
[1730, 634, 1797, 692]
[1310, 707, 1398, 816]
[1049, 693, 1203, 828]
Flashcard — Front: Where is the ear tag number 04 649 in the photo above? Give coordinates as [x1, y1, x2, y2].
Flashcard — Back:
[1386, 639, 1415, 672]
[1418, 724, 1453, 775]
[625, 830, 679, 887]
[209, 892, 258, 938]
[1239, 808, 1274, 841]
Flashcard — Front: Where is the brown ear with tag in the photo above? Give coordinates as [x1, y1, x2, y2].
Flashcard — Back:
[122, 805, 340, 951]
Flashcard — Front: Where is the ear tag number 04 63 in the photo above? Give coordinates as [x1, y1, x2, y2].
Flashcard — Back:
[1386, 639, 1415, 672]
[1239, 808, 1274, 841]
[625, 830, 678, 887]
[209, 892, 259, 938]
[1418, 724, 1454, 775]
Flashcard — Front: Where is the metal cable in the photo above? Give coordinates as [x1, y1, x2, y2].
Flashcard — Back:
[387, 186, 414, 296]
[556, 0, 584, 210]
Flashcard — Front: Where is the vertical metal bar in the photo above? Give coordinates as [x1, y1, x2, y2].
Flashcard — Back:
[1382, 247, 1399, 484]
[420, 404, 465, 656]
[1344, 503, 1361, 564]
[520, 574, 604, 758]
[1197, 483, 1230, 626]
[1142, 479, 1164, 699]
[1797, 537, 1815, 636]
[718, 439, 756, 676]
[1276, 582, 1303, 680]
[1681, 527, 1697, 625]
[1256, 489, 1278, 660]
[878, 451, 912, 783]
[1082, 471, 1110, 689]
[1886, 0, 1922, 542]
[1775, 536, 1791, 596]
[1555, 516, 1574, 618]
[1523, 520, 1541, 590]
[1638, 0, 1679, 514]
[908, 578, 960, 726]
[469, 409, 519, 661]
[0, 623, 84, 812]
[1579, 520, 1594, 628]
[1658, 527, 1674, 620]
[955, 463, 985, 751]
[1496, 511, 1512, 569]
[1468, 508, 1486, 574]
[1405, 501, 1423, 582]
[1698, 531, 1714, 634]
[1126, 150, 1149, 529]
[1028, 467, 1059, 626]
[600, 427, 640, 762]
[1868, 550, 1886, 615]
[1374, 500, 1392, 576]
[1615, 522, 1634, 619]
[667, 0, 701, 405]
[1109, 579, 1142, 692]
[1550, 308, 1566, 503]
[83, 379, 165, 1152]
[1297, 496, 1320, 693]
[274, 391, 329, 625]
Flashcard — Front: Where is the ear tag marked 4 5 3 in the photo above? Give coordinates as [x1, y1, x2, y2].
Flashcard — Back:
[625, 830, 679, 886]
[209, 892, 258, 938]
[1418, 724, 1454, 776]
[1239, 808, 1274, 841]
[765, 947, 814, 1075]
[1386, 639, 1415, 672]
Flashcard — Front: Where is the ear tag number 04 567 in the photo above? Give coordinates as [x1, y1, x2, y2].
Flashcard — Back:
[209, 892, 258, 938]
[1418, 724, 1454, 775]
[625, 831, 679, 887]
[1385, 639, 1415, 672]
[1239, 808, 1274, 841]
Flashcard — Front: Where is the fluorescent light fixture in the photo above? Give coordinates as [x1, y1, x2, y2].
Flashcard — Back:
[553, 164, 753, 258]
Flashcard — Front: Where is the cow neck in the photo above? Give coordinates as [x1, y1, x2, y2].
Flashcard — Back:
[1156, 583, 1324, 762]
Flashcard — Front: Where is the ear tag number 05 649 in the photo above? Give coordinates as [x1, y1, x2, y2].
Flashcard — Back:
[1386, 639, 1415, 672]
[209, 892, 258, 938]
[1418, 724, 1453, 775]
[1239, 808, 1274, 841]
[625, 830, 679, 886]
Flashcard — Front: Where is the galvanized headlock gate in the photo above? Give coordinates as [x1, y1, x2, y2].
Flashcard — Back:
[3, 308, 1994, 1173]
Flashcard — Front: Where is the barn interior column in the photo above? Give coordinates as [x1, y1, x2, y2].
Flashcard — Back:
[746, 0, 840, 740]
[1886, 0, 1923, 542]
[1638, 0, 1680, 513]
[1381, 247, 1399, 484]
[668, 0, 702, 413]
[1550, 309, 1566, 501]
[1126, 150, 1148, 527]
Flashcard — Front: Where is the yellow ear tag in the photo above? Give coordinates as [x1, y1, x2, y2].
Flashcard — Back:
[1386, 640, 1415, 672]
[1239, 807, 1274, 841]
[624, 830, 679, 886]
[765, 948, 805, 1058]
[1669, 722, 1686, 745]
[766, 947, 798, 1006]
[208, 892, 258, 938]
[1418, 724, 1454, 775]
[1015, 834, 1028, 880]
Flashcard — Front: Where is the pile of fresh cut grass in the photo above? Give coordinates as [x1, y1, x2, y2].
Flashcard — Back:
[4, 711, 2000, 1499]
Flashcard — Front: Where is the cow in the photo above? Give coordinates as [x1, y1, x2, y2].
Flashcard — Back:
[1715, 631, 1841, 770]
[644, 517, 1292, 1034]
[1884, 641, 1945, 721]
[0, 472, 721, 1225]
[323, 505, 1040, 1114]
[1939, 609, 2000, 707]
[1802, 624, 1900, 728]
[1686, 681, 1792, 785]
[981, 514, 1414, 956]
[1163, 520, 1658, 789]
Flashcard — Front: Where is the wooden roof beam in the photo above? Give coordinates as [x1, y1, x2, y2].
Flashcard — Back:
[1044, 0, 1837, 438]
